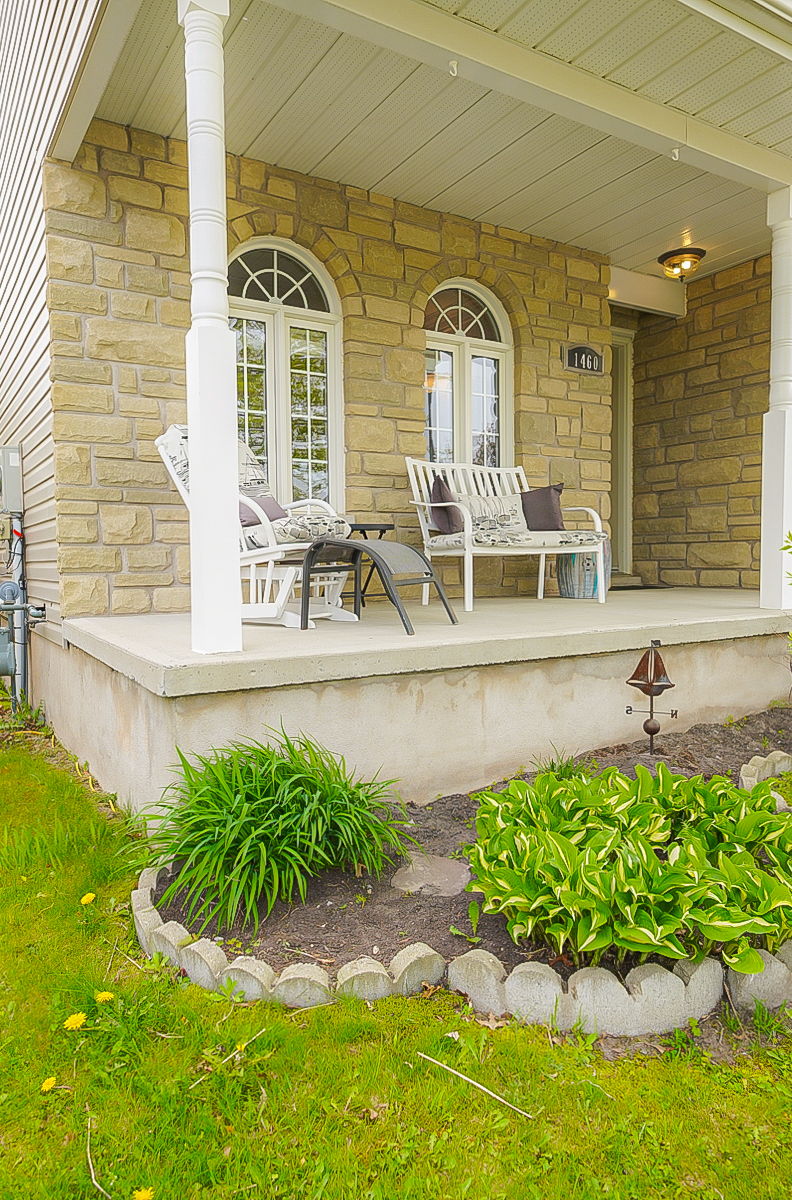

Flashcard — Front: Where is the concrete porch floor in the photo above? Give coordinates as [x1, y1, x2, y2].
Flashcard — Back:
[59, 588, 792, 698]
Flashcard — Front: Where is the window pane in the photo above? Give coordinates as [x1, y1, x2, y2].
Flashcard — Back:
[424, 347, 454, 463]
[471, 354, 499, 467]
[290, 326, 329, 500]
[233, 318, 268, 477]
[424, 287, 501, 341]
[228, 247, 330, 311]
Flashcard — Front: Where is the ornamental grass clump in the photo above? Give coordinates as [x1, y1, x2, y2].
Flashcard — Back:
[150, 732, 413, 933]
[467, 763, 792, 973]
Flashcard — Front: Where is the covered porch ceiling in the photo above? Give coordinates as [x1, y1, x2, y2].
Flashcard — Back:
[87, 0, 792, 279]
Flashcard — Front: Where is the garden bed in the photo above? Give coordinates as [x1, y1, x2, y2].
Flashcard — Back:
[155, 705, 792, 977]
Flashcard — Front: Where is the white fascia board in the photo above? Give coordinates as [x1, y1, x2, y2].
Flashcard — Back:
[676, 0, 792, 59]
[271, 0, 792, 189]
[49, 0, 144, 163]
[608, 267, 687, 318]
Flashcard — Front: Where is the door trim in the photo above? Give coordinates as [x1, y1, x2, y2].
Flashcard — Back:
[611, 329, 634, 574]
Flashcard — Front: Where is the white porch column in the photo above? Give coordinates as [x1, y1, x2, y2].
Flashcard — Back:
[762, 189, 792, 610]
[178, 0, 242, 652]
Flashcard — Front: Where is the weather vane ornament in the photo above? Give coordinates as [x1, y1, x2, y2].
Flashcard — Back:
[625, 640, 678, 753]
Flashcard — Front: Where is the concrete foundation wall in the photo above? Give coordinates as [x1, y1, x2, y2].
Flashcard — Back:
[31, 629, 791, 813]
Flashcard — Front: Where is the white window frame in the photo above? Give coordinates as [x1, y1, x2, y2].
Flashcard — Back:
[228, 238, 345, 510]
[425, 279, 514, 467]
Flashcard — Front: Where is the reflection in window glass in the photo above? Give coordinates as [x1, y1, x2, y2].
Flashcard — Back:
[290, 326, 329, 500]
[471, 355, 499, 467]
[424, 348, 454, 463]
[232, 317, 268, 469]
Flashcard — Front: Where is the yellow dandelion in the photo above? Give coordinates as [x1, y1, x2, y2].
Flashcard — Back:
[40, 1076, 56, 1093]
[235, 1042, 245, 1052]
[95, 991, 114, 1004]
[132, 1189, 154, 1200]
[80, 892, 96, 905]
[63, 1012, 87, 1031]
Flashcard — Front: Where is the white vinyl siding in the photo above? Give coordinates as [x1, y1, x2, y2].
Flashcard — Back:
[0, 0, 102, 620]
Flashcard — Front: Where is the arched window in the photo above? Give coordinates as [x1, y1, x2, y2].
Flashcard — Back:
[228, 240, 342, 506]
[423, 283, 512, 466]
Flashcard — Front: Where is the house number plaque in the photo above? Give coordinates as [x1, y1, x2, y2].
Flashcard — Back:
[564, 344, 604, 374]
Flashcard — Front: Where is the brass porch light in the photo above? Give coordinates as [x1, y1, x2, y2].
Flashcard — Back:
[657, 246, 706, 281]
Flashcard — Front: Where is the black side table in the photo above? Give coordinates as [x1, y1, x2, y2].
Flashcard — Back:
[347, 521, 395, 603]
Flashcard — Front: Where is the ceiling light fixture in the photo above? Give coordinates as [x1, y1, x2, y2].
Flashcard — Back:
[657, 246, 706, 281]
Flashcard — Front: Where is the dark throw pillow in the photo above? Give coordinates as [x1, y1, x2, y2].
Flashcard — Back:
[239, 487, 288, 527]
[521, 483, 565, 531]
[430, 475, 463, 534]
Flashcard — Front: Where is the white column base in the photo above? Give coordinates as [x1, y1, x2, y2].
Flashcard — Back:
[760, 406, 792, 611]
[185, 323, 243, 653]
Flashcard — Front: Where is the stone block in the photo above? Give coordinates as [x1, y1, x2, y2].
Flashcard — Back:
[46, 235, 94, 282]
[111, 293, 156, 321]
[85, 318, 185, 367]
[727, 950, 792, 1010]
[301, 185, 346, 227]
[390, 853, 470, 897]
[447, 950, 506, 1015]
[61, 576, 108, 618]
[739, 750, 792, 790]
[222, 956, 276, 1001]
[53, 412, 132, 443]
[96, 459, 166, 487]
[126, 209, 186, 256]
[108, 176, 162, 209]
[133, 905, 163, 957]
[51, 382, 114, 413]
[687, 542, 752, 568]
[273, 963, 332, 1008]
[56, 514, 98, 543]
[388, 943, 445, 996]
[674, 957, 723, 1018]
[180, 938, 228, 991]
[505, 962, 564, 1026]
[111, 588, 152, 614]
[42, 162, 107, 217]
[336, 956, 394, 1000]
[777, 942, 792, 971]
[566, 967, 635, 1035]
[47, 281, 107, 315]
[55, 444, 91, 485]
[87, 118, 129, 150]
[625, 964, 686, 1034]
[149, 920, 191, 968]
[138, 865, 166, 894]
[101, 505, 153, 544]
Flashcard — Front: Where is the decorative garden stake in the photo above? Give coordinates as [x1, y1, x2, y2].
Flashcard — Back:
[626, 640, 678, 753]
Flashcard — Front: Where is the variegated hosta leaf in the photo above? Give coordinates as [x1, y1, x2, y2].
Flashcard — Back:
[466, 765, 792, 972]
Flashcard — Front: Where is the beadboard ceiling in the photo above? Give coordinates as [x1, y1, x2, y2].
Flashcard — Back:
[96, 0, 785, 277]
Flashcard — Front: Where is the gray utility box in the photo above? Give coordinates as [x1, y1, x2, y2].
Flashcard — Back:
[0, 446, 22, 514]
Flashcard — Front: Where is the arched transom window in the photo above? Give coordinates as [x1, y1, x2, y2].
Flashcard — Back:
[228, 241, 342, 506]
[423, 284, 512, 466]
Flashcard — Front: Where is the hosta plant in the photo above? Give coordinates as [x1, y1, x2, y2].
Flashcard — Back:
[467, 764, 792, 973]
[150, 732, 413, 933]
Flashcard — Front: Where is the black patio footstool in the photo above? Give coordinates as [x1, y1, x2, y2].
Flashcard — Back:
[300, 537, 457, 635]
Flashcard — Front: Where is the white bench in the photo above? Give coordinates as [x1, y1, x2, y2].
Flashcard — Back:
[405, 458, 607, 611]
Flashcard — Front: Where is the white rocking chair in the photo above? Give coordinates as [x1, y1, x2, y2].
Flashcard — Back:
[156, 425, 357, 628]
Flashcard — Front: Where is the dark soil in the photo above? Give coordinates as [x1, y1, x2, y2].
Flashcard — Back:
[156, 704, 792, 978]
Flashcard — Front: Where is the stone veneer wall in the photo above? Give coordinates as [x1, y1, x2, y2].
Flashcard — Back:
[630, 256, 769, 588]
[44, 118, 612, 618]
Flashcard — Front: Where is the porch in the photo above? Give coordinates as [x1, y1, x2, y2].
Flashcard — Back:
[34, 588, 792, 812]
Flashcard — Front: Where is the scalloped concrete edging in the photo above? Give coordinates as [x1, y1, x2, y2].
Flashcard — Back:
[130, 753, 792, 1034]
[739, 749, 792, 795]
[130, 868, 792, 1034]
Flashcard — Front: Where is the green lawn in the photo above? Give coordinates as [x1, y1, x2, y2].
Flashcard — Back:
[1, 737, 791, 1199]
